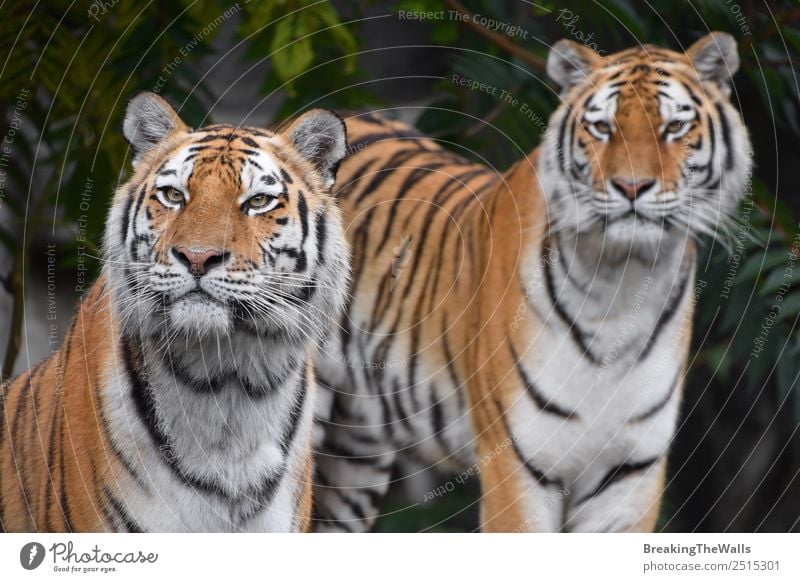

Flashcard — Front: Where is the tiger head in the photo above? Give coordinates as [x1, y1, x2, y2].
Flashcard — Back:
[105, 93, 350, 343]
[541, 32, 752, 257]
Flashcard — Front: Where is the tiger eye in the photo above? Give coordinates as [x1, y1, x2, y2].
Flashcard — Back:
[593, 121, 612, 134]
[164, 187, 185, 203]
[249, 193, 269, 208]
[666, 120, 686, 133]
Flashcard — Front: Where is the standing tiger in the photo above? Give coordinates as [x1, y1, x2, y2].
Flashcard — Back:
[0, 93, 350, 532]
[313, 33, 751, 532]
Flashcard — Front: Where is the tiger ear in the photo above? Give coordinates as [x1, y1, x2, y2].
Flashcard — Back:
[123, 92, 188, 165]
[547, 39, 602, 91]
[283, 109, 347, 189]
[686, 32, 739, 86]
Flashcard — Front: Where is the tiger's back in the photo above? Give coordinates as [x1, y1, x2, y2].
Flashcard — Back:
[316, 113, 506, 469]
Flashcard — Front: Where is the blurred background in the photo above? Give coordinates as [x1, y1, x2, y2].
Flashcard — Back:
[1, 0, 798, 532]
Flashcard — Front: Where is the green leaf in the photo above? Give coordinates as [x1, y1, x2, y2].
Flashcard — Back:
[270, 14, 315, 90]
[311, 2, 358, 74]
[736, 248, 791, 283]
[703, 344, 731, 381]
[776, 292, 800, 323]
[759, 266, 800, 297]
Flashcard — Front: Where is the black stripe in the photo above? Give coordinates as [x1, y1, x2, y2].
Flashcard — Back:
[129, 184, 148, 245]
[714, 102, 734, 170]
[575, 457, 661, 506]
[557, 110, 570, 171]
[543, 241, 598, 364]
[126, 338, 289, 513]
[321, 438, 392, 469]
[195, 132, 232, 143]
[162, 346, 296, 397]
[119, 192, 134, 248]
[280, 371, 308, 455]
[188, 144, 226, 152]
[124, 339, 224, 497]
[430, 383, 451, 454]
[391, 378, 414, 433]
[230, 148, 259, 157]
[316, 416, 381, 446]
[328, 390, 366, 424]
[639, 266, 690, 361]
[440, 317, 466, 412]
[312, 502, 354, 532]
[161, 351, 217, 394]
[374, 163, 454, 257]
[315, 212, 327, 266]
[497, 401, 563, 488]
[567, 116, 579, 180]
[94, 384, 150, 490]
[244, 127, 272, 138]
[394, 168, 485, 308]
[297, 190, 309, 246]
[245, 158, 264, 172]
[348, 130, 425, 152]
[238, 470, 287, 524]
[354, 149, 429, 204]
[314, 461, 383, 526]
[555, 233, 587, 293]
[629, 368, 681, 423]
[351, 111, 392, 126]
[508, 342, 578, 419]
[336, 157, 379, 198]
[331, 486, 367, 520]
[703, 112, 717, 185]
[272, 244, 307, 274]
[103, 487, 143, 533]
[239, 136, 260, 149]
[427, 170, 492, 302]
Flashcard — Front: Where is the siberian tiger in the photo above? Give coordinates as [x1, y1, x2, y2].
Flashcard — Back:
[0, 93, 350, 532]
[313, 33, 751, 532]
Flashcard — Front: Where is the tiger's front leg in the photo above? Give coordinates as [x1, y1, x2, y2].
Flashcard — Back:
[476, 438, 570, 532]
[467, 369, 569, 532]
[564, 458, 666, 532]
[313, 387, 397, 532]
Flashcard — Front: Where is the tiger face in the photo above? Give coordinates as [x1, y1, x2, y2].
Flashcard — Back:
[542, 33, 751, 254]
[105, 93, 350, 342]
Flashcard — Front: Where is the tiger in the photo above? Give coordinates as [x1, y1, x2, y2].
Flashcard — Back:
[312, 32, 751, 532]
[0, 92, 350, 532]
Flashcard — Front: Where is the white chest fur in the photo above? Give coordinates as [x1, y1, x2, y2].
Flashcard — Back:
[101, 333, 312, 532]
[513, 231, 695, 489]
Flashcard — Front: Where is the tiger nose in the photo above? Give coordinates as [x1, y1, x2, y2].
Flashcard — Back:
[610, 177, 657, 200]
[172, 246, 229, 276]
